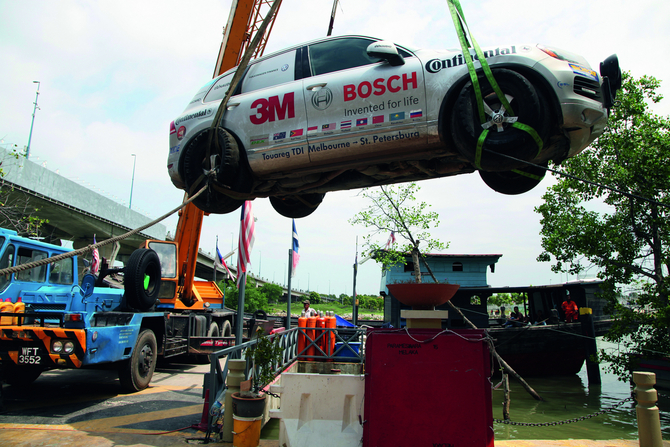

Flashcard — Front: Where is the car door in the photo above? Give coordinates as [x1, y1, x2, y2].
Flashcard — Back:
[207, 49, 309, 177]
[303, 37, 427, 168]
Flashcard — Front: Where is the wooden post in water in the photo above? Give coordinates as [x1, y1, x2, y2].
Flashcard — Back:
[579, 307, 601, 385]
[634, 372, 663, 447]
[502, 373, 511, 421]
[222, 359, 246, 442]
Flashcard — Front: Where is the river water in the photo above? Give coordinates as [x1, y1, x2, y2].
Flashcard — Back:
[493, 339, 670, 440]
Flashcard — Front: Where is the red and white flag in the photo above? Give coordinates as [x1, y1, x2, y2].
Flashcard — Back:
[384, 231, 396, 250]
[216, 239, 236, 281]
[237, 201, 255, 286]
[91, 235, 100, 274]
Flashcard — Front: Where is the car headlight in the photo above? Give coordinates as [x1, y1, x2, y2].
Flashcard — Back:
[52, 340, 63, 353]
[63, 341, 75, 354]
[537, 45, 583, 65]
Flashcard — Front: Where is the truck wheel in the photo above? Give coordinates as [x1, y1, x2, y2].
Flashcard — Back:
[221, 320, 232, 337]
[2, 363, 43, 386]
[194, 322, 220, 364]
[118, 329, 157, 392]
[125, 249, 162, 310]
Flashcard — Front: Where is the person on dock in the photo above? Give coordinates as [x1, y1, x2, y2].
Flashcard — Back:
[302, 299, 316, 317]
[561, 294, 579, 323]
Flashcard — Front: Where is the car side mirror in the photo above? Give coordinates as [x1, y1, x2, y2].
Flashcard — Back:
[600, 54, 621, 111]
[367, 41, 405, 66]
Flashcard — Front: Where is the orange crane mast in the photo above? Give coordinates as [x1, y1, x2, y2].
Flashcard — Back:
[148, 0, 281, 309]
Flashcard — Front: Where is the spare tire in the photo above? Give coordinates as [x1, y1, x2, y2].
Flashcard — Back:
[125, 249, 162, 310]
[479, 162, 547, 195]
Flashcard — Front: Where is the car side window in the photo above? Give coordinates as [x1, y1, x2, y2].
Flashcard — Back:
[16, 246, 47, 283]
[241, 50, 297, 94]
[204, 72, 236, 103]
[308, 38, 381, 76]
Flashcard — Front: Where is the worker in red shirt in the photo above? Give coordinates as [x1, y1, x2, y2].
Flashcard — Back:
[561, 295, 579, 323]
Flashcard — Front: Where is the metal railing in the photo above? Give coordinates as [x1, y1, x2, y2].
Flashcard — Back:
[204, 326, 366, 434]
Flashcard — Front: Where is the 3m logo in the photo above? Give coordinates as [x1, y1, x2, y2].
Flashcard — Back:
[250, 92, 295, 125]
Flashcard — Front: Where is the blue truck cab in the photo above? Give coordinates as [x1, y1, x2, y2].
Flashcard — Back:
[0, 228, 166, 391]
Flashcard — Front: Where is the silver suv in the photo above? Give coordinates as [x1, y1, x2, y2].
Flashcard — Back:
[168, 35, 620, 218]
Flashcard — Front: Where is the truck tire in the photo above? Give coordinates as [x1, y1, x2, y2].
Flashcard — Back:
[125, 249, 162, 311]
[118, 329, 157, 392]
[2, 363, 43, 386]
[221, 320, 232, 337]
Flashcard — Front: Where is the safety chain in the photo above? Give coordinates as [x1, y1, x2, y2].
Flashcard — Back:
[494, 396, 633, 426]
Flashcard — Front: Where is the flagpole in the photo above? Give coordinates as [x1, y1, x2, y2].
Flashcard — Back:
[236, 272, 246, 347]
[353, 236, 358, 326]
[286, 249, 293, 329]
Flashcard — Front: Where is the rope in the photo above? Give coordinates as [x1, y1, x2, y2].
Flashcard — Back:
[0, 185, 208, 276]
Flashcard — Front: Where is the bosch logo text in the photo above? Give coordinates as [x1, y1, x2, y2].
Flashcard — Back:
[343, 72, 418, 102]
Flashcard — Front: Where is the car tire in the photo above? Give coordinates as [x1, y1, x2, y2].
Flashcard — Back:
[125, 249, 162, 311]
[479, 162, 547, 195]
[118, 329, 157, 392]
[451, 68, 549, 171]
[269, 193, 324, 218]
[182, 127, 244, 214]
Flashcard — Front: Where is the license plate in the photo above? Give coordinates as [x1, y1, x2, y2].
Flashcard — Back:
[17, 347, 44, 365]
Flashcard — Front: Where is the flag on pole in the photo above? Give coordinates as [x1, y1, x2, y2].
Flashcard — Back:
[291, 219, 300, 277]
[237, 200, 255, 286]
[91, 235, 100, 274]
[216, 237, 236, 281]
[384, 231, 396, 249]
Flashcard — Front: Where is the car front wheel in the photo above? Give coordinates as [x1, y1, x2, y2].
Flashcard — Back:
[451, 68, 550, 172]
[479, 162, 547, 195]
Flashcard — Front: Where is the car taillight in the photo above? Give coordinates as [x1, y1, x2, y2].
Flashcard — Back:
[64, 313, 82, 322]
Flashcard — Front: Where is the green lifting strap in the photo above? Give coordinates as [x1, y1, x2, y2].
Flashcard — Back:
[446, 0, 543, 169]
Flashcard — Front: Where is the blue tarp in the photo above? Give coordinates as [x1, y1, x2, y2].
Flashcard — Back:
[335, 314, 356, 327]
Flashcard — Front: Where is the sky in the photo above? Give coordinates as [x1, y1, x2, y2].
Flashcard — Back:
[1, 0, 669, 297]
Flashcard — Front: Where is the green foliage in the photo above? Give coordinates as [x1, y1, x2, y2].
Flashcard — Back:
[340, 293, 352, 306]
[308, 290, 321, 304]
[222, 277, 268, 312]
[488, 293, 523, 307]
[349, 183, 448, 283]
[535, 72, 670, 380]
[260, 283, 282, 303]
[246, 328, 284, 396]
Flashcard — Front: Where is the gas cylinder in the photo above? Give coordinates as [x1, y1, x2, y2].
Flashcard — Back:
[12, 297, 25, 325]
[297, 311, 307, 360]
[317, 311, 326, 357]
[327, 311, 336, 359]
[0, 298, 15, 325]
[306, 312, 317, 361]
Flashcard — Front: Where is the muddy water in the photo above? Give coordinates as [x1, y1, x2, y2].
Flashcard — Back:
[493, 339, 670, 440]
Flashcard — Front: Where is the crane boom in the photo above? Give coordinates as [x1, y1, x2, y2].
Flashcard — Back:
[157, 0, 281, 308]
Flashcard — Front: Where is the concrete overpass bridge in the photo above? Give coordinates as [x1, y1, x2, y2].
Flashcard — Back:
[0, 149, 305, 297]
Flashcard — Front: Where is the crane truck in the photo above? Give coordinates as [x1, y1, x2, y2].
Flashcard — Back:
[0, 0, 281, 392]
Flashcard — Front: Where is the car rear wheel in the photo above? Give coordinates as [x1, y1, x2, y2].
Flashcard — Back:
[182, 128, 244, 214]
[479, 162, 548, 195]
[451, 68, 549, 171]
[270, 193, 324, 218]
